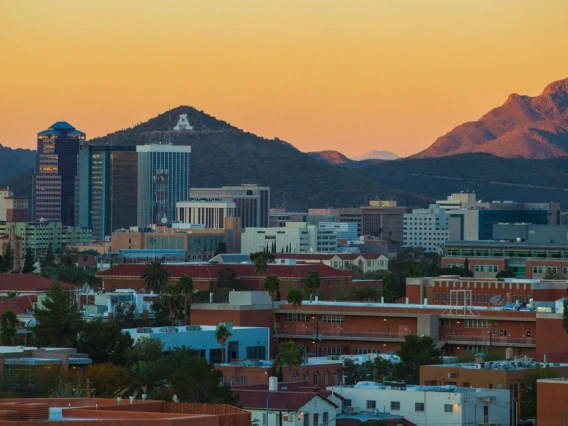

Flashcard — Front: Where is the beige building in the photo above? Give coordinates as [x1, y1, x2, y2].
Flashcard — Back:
[111, 217, 241, 259]
[361, 201, 406, 244]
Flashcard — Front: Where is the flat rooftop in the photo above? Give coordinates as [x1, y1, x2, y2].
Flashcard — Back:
[428, 359, 567, 371]
[330, 382, 506, 394]
[123, 324, 265, 334]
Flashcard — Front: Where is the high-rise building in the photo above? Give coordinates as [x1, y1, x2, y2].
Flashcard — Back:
[77, 146, 138, 240]
[403, 204, 451, 252]
[361, 200, 406, 244]
[137, 144, 191, 227]
[190, 184, 270, 228]
[32, 121, 86, 225]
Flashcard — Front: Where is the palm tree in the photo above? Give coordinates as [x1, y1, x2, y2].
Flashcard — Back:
[177, 275, 194, 325]
[287, 288, 303, 322]
[0, 310, 18, 346]
[161, 284, 184, 326]
[253, 256, 268, 282]
[215, 324, 232, 363]
[304, 271, 322, 301]
[168, 345, 196, 369]
[141, 259, 171, 293]
[116, 361, 165, 399]
[264, 275, 280, 350]
[274, 341, 305, 378]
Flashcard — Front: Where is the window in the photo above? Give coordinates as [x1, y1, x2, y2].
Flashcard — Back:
[475, 264, 485, 272]
[367, 400, 376, 409]
[444, 404, 453, 413]
[435, 293, 440, 301]
[324, 371, 329, 385]
[484, 294, 489, 303]
[415, 403, 424, 412]
[323, 412, 329, 423]
[263, 413, 267, 425]
[442, 293, 447, 302]
[246, 346, 266, 360]
[293, 372, 299, 382]
[313, 413, 319, 426]
[484, 405, 489, 423]
[390, 401, 400, 411]
[533, 266, 543, 274]
[547, 266, 558, 273]
[240, 376, 246, 385]
[313, 372, 319, 386]
[284, 314, 309, 322]
[320, 315, 345, 323]
[303, 414, 310, 426]
[488, 265, 498, 273]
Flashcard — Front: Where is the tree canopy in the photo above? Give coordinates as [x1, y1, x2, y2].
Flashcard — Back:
[141, 260, 171, 293]
[396, 335, 443, 384]
[76, 319, 134, 365]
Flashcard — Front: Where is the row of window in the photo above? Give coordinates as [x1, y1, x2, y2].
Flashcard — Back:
[533, 266, 568, 274]
[262, 411, 329, 426]
[365, 400, 453, 413]
[435, 293, 528, 303]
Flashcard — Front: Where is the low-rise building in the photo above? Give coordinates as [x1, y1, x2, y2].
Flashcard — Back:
[176, 199, 236, 228]
[328, 381, 510, 426]
[317, 222, 358, 241]
[232, 378, 340, 426]
[537, 378, 568, 426]
[274, 253, 388, 273]
[123, 323, 270, 364]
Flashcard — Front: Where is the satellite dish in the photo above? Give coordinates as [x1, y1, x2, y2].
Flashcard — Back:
[161, 216, 168, 224]
[489, 295, 502, 304]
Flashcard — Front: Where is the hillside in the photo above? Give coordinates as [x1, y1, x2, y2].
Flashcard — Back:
[358, 153, 568, 208]
[0, 144, 35, 182]
[307, 150, 353, 165]
[87, 106, 430, 210]
[414, 77, 568, 159]
[352, 150, 399, 161]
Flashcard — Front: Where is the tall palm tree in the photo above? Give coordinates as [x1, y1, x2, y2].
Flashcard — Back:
[0, 310, 18, 346]
[177, 275, 194, 325]
[264, 275, 280, 350]
[116, 361, 165, 399]
[253, 256, 268, 279]
[161, 284, 184, 326]
[287, 288, 303, 322]
[304, 271, 322, 301]
[141, 260, 171, 293]
[215, 324, 232, 363]
[274, 341, 306, 378]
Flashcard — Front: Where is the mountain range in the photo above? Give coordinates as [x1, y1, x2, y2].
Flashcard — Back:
[2, 77, 568, 210]
[414, 77, 568, 159]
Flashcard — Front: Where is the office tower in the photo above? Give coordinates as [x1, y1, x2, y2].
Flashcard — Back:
[77, 146, 138, 240]
[32, 121, 85, 225]
[403, 204, 451, 252]
[361, 200, 406, 244]
[190, 184, 270, 228]
[137, 144, 191, 227]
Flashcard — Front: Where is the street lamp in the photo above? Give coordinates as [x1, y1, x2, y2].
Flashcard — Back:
[487, 331, 499, 354]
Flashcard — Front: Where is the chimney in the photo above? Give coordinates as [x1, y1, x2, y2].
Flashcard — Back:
[268, 376, 278, 391]
[544, 354, 548, 363]
[315, 295, 319, 303]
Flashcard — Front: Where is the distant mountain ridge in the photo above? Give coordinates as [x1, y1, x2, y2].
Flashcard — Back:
[0, 144, 35, 183]
[307, 150, 387, 168]
[414, 77, 568, 159]
[352, 150, 399, 161]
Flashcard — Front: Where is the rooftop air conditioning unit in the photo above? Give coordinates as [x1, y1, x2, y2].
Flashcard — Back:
[159, 327, 169, 332]
[345, 406, 360, 414]
[186, 325, 201, 332]
[475, 364, 482, 370]
[143, 327, 153, 333]
[136, 328, 145, 333]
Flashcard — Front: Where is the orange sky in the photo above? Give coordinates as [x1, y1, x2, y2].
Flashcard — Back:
[1, 1, 568, 158]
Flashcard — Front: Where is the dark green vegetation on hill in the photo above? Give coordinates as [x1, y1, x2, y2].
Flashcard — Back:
[86, 106, 430, 210]
[0, 144, 34, 182]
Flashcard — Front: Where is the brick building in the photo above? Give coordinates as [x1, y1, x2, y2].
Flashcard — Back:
[536, 378, 568, 426]
[96, 263, 354, 300]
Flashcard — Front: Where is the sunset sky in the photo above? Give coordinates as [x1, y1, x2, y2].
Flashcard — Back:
[1, 1, 568, 157]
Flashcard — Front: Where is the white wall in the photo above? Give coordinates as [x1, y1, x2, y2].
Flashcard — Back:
[241, 227, 309, 254]
[327, 385, 509, 426]
[248, 397, 336, 426]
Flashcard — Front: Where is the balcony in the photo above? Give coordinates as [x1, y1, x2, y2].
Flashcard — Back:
[442, 334, 536, 347]
[275, 329, 405, 342]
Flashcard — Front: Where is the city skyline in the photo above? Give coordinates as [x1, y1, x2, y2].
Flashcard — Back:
[1, 1, 568, 157]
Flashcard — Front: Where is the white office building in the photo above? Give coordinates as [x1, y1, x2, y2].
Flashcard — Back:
[241, 226, 309, 254]
[317, 222, 358, 241]
[403, 205, 451, 253]
[176, 199, 236, 228]
[435, 192, 477, 211]
[328, 382, 510, 426]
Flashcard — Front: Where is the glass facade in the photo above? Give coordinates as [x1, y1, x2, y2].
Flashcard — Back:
[137, 144, 191, 227]
[77, 146, 137, 240]
[478, 210, 548, 240]
[33, 122, 85, 225]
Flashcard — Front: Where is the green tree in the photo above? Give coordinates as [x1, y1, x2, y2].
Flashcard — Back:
[215, 324, 232, 363]
[166, 346, 197, 370]
[214, 242, 227, 256]
[264, 275, 281, 350]
[522, 366, 558, 419]
[76, 319, 134, 365]
[0, 310, 18, 345]
[161, 284, 185, 325]
[382, 272, 399, 303]
[22, 247, 35, 274]
[253, 256, 268, 276]
[463, 257, 470, 275]
[116, 361, 165, 399]
[5, 291, 20, 300]
[496, 269, 517, 279]
[406, 261, 425, 278]
[286, 288, 303, 322]
[171, 357, 238, 404]
[396, 335, 442, 384]
[124, 336, 165, 365]
[274, 341, 305, 376]
[1, 242, 14, 273]
[59, 247, 78, 267]
[141, 259, 171, 293]
[84, 363, 126, 398]
[177, 275, 194, 325]
[32, 282, 83, 347]
[350, 286, 380, 301]
[39, 244, 56, 274]
[249, 251, 275, 262]
[304, 271, 322, 300]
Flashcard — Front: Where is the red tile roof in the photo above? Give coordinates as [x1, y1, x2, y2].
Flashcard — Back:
[0, 275, 76, 292]
[97, 263, 352, 279]
[0, 295, 36, 315]
[275, 253, 384, 261]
